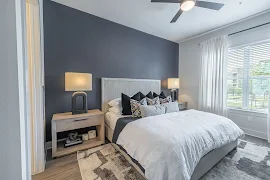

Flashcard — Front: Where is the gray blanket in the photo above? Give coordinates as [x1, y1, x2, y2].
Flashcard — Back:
[112, 116, 145, 173]
[112, 116, 139, 143]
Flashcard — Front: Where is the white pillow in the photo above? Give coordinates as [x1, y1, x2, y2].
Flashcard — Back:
[162, 102, 179, 113]
[108, 98, 121, 107]
[108, 106, 122, 115]
[140, 105, 166, 118]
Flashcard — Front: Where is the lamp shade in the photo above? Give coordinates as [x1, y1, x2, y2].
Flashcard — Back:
[168, 78, 179, 89]
[65, 72, 92, 91]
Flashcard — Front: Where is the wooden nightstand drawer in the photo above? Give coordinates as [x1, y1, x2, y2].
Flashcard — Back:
[56, 115, 103, 132]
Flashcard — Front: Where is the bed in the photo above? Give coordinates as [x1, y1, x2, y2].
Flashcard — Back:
[101, 78, 243, 180]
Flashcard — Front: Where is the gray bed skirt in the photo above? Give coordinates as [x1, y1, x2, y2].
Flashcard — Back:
[191, 139, 238, 180]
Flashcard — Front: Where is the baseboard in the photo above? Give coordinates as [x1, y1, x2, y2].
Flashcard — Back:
[240, 127, 268, 140]
[32, 169, 45, 176]
[45, 141, 52, 150]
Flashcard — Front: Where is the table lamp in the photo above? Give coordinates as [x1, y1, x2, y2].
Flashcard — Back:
[168, 78, 179, 102]
[65, 72, 92, 114]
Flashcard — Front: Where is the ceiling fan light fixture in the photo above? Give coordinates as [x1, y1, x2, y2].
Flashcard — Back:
[180, 0, 195, 11]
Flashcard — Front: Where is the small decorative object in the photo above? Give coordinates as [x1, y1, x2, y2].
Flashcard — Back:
[88, 130, 96, 139]
[82, 134, 89, 141]
[168, 78, 180, 102]
[68, 132, 78, 141]
[64, 132, 82, 148]
[65, 72, 92, 115]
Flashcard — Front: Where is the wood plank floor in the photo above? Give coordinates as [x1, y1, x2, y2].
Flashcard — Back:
[32, 135, 269, 180]
[32, 152, 81, 180]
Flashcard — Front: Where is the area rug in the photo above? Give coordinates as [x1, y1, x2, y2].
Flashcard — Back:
[200, 140, 270, 180]
[77, 140, 270, 180]
[77, 144, 145, 180]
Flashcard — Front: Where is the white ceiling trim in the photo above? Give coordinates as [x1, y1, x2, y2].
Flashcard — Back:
[179, 9, 270, 43]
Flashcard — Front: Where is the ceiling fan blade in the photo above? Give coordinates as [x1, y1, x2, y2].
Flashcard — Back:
[170, 9, 183, 23]
[195, 1, 224, 10]
[151, 0, 180, 3]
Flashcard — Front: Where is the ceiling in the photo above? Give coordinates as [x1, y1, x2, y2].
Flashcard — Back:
[52, 0, 270, 42]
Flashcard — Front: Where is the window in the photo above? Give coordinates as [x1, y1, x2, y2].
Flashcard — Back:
[227, 41, 270, 112]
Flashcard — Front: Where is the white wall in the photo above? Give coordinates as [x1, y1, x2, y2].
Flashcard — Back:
[228, 109, 268, 139]
[178, 11, 270, 139]
[0, 0, 30, 179]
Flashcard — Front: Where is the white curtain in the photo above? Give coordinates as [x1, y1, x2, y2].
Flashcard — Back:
[267, 26, 270, 143]
[198, 36, 228, 117]
[268, 96, 270, 142]
[26, 0, 45, 174]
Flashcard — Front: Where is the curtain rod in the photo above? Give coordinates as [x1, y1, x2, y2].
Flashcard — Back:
[198, 22, 270, 45]
[228, 22, 270, 36]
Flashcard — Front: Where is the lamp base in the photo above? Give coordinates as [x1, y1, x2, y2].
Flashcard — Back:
[72, 91, 88, 115]
[171, 89, 178, 102]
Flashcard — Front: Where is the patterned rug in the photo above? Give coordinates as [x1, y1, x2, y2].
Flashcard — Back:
[77, 140, 270, 180]
[200, 140, 270, 180]
[77, 144, 145, 180]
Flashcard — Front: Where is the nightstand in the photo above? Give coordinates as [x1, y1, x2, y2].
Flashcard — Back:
[51, 109, 105, 158]
[178, 102, 187, 111]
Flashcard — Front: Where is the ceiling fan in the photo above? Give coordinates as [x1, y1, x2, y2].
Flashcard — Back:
[151, 0, 224, 23]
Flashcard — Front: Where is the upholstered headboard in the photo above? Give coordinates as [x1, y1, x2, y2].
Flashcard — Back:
[101, 78, 161, 113]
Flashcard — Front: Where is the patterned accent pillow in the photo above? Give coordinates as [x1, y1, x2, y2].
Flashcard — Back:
[146, 97, 160, 105]
[130, 98, 147, 117]
[160, 96, 172, 104]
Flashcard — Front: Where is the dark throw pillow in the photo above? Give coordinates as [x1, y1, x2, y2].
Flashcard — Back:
[140, 91, 154, 99]
[153, 91, 166, 99]
[146, 91, 154, 99]
[121, 92, 141, 115]
[153, 92, 158, 98]
[160, 91, 166, 98]
[139, 92, 146, 99]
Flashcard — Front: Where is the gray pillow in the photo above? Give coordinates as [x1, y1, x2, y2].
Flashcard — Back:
[162, 102, 179, 113]
[140, 105, 166, 118]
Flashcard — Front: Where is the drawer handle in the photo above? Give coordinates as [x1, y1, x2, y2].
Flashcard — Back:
[73, 118, 88, 122]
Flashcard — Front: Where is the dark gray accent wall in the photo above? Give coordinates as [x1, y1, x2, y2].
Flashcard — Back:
[44, 0, 179, 141]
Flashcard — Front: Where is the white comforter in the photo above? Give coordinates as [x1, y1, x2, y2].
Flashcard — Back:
[116, 110, 244, 180]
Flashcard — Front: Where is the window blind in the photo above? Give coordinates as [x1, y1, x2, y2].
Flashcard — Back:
[227, 41, 270, 112]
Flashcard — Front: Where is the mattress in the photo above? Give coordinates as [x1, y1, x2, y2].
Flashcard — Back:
[105, 112, 131, 130]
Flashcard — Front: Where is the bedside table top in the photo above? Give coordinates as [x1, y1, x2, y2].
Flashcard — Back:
[178, 101, 187, 104]
[52, 109, 104, 121]
[178, 101, 187, 106]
